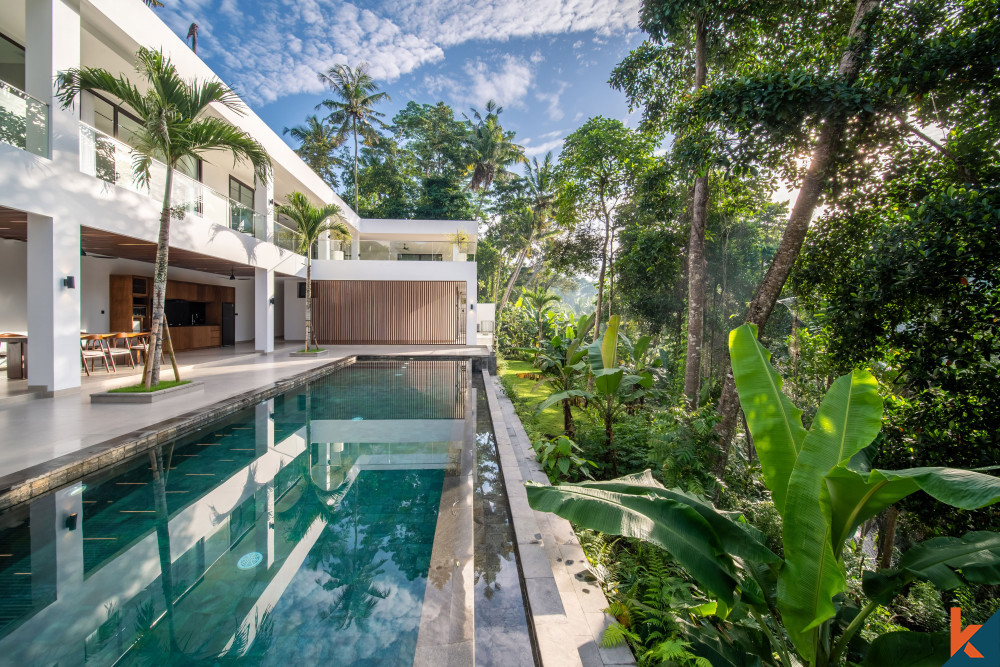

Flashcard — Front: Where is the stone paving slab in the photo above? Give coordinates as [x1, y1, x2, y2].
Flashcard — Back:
[480, 370, 636, 667]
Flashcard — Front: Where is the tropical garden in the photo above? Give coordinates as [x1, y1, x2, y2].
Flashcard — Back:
[279, 0, 1000, 662]
[119, 0, 999, 661]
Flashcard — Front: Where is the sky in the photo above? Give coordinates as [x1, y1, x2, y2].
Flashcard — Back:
[155, 0, 646, 161]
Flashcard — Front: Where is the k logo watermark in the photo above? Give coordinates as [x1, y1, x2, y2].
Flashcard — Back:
[947, 607, 1000, 666]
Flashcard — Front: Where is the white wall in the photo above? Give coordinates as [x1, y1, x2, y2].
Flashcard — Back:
[283, 279, 305, 341]
[0, 239, 28, 333]
[0, 239, 254, 341]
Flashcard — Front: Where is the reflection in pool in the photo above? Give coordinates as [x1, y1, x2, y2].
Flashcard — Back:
[0, 360, 532, 666]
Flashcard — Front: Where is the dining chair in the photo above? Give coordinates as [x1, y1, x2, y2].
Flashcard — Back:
[128, 332, 150, 364]
[81, 334, 112, 376]
[107, 333, 135, 371]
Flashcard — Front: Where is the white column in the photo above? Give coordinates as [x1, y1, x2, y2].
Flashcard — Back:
[351, 232, 360, 261]
[254, 400, 275, 568]
[254, 169, 274, 242]
[254, 268, 274, 353]
[26, 0, 81, 163]
[28, 213, 81, 393]
[253, 170, 275, 352]
[26, 0, 82, 393]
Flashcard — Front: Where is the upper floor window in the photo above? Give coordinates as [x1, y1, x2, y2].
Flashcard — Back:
[92, 93, 201, 181]
[0, 34, 25, 92]
[229, 177, 254, 208]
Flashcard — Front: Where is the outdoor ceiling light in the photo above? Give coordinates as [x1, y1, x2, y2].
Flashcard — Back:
[229, 267, 236, 281]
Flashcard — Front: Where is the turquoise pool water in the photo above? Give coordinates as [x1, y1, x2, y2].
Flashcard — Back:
[0, 360, 532, 666]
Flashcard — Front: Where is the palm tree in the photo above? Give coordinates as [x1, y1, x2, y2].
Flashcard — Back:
[56, 48, 270, 388]
[521, 287, 561, 361]
[316, 63, 390, 212]
[464, 101, 526, 197]
[495, 153, 557, 329]
[283, 115, 345, 188]
[274, 192, 346, 352]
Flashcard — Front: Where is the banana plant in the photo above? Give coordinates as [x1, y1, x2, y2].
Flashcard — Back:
[534, 312, 595, 437]
[527, 323, 1000, 666]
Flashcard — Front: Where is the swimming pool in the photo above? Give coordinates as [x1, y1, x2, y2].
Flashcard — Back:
[0, 360, 534, 666]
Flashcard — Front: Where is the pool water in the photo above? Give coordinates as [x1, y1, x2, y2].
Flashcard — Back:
[0, 360, 534, 666]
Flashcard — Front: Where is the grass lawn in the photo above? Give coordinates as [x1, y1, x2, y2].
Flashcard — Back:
[109, 380, 191, 393]
[498, 358, 586, 439]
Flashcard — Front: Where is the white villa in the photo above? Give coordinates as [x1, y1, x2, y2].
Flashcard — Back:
[0, 0, 481, 396]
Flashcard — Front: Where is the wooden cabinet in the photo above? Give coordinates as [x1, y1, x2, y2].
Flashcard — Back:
[169, 325, 221, 351]
[110, 275, 232, 348]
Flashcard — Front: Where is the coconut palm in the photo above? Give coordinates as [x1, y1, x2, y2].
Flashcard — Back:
[274, 192, 346, 352]
[316, 63, 390, 212]
[463, 101, 526, 195]
[283, 115, 345, 189]
[55, 47, 270, 388]
[495, 153, 558, 329]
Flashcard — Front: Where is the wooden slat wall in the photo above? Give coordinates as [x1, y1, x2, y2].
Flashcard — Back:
[313, 280, 467, 344]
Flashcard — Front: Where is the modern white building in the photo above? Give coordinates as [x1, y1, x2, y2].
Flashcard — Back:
[0, 0, 479, 395]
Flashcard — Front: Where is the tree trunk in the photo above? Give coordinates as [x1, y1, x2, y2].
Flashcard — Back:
[594, 190, 611, 342]
[683, 17, 710, 409]
[605, 414, 618, 476]
[712, 0, 880, 476]
[562, 398, 575, 437]
[495, 239, 531, 330]
[146, 166, 174, 388]
[877, 505, 898, 569]
[353, 118, 359, 213]
[305, 255, 313, 351]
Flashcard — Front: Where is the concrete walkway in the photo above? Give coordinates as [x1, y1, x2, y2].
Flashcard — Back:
[0, 342, 488, 482]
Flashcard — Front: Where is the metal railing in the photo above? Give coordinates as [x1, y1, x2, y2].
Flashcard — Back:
[0, 81, 48, 157]
[79, 124, 266, 240]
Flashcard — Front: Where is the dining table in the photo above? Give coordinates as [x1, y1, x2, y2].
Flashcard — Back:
[0, 334, 28, 380]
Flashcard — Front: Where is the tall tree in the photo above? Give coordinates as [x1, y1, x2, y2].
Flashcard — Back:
[56, 48, 270, 388]
[317, 63, 390, 212]
[275, 193, 346, 352]
[464, 101, 527, 204]
[283, 115, 345, 189]
[557, 117, 656, 340]
[495, 153, 559, 327]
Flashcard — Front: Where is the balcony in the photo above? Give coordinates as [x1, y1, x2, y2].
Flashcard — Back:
[0, 81, 48, 157]
[79, 124, 266, 240]
[356, 239, 476, 261]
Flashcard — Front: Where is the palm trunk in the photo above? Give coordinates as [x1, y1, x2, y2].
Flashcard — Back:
[353, 119, 359, 213]
[305, 255, 313, 352]
[605, 412, 618, 476]
[683, 17, 710, 409]
[146, 166, 174, 388]
[149, 446, 179, 652]
[495, 239, 531, 330]
[712, 0, 880, 476]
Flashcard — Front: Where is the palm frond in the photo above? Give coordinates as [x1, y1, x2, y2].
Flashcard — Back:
[182, 117, 271, 183]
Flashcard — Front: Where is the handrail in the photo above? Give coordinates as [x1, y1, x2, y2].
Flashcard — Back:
[0, 79, 49, 107]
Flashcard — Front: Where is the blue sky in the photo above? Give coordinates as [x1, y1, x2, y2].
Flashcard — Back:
[156, 0, 645, 159]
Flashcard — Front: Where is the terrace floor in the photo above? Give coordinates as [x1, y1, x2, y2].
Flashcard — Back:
[0, 339, 489, 482]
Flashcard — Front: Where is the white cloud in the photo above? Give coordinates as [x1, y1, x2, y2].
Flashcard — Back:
[462, 55, 534, 108]
[159, 0, 640, 106]
[535, 81, 568, 120]
[524, 136, 564, 156]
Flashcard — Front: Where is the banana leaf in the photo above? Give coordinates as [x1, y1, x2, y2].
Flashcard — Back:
[777, 370, 883, 654]
[863, 531, 1000, 603]
[826, 465, 1000, 549]
[729, 324, 807, 515]
[859, 631, 948, 666]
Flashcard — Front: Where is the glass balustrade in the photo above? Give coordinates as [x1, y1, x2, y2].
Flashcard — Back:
[0, 81, 48, 157]
[356, 239, 476, 261]
[273, 221, 299, 252]
[79, 124, 267, 241]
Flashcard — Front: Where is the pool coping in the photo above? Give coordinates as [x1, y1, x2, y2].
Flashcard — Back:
[0, 356, 356, 511]
[413, 371, 477, 665]
[480, 370, 637, 667]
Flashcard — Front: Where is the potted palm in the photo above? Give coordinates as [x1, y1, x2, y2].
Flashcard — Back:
[449, 229, 471, 261]
[275, 192, 346, 354]
[56, 47, 270, 393]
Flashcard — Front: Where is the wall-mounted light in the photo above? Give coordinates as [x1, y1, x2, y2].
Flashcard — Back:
[469, 303, 474, 311]
[65, 512, 78, 531]
[63, 276, 75, 289]
[269, 296, 275, 305]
